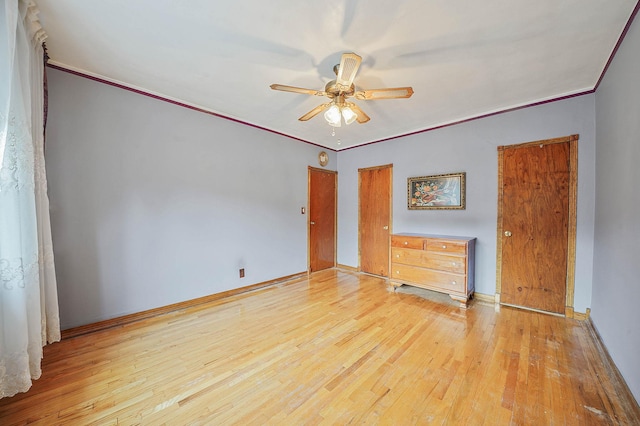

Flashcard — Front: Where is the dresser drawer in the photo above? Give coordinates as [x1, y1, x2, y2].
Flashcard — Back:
[391, 235, 425, 250]
[426, 239, 467, 255]
[392, 248, 466, 274]
[391, 264, 466, 293]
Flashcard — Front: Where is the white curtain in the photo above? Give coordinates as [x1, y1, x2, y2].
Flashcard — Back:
[1, 0, 60, 398]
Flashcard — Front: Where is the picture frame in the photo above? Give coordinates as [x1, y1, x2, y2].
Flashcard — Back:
[408, 172, 466, 210]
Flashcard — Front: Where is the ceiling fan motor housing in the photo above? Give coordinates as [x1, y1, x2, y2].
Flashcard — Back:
[324, 80, 355, 98]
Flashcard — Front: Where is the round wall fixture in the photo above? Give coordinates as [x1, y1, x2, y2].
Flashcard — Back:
[318, 151, 329, 167]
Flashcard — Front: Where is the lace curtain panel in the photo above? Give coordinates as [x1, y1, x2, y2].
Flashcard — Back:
[1, 0, 61, 398]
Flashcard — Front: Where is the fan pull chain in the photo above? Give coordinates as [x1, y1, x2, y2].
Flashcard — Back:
[330, 127, 341, 145]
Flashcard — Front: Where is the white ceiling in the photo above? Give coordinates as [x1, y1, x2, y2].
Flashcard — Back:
[37, 0, 638, 150]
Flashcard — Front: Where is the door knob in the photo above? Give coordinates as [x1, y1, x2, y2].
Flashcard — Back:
[310, 221, 315, 225]
[504, 231, 512, 237]
[383, 226, 389, 230]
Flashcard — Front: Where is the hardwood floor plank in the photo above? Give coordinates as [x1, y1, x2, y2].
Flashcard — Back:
[0, 269, 638, 425]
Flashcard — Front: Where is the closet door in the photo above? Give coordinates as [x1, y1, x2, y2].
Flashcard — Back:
[309, 167, 337, 272]
[359, 164, 392, 277]
[498, 136, 577, 314]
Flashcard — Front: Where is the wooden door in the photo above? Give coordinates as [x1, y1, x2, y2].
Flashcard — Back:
[359, 164, 392, 277]
[498, 136, 577, 314]
[309, 167, 337, 272]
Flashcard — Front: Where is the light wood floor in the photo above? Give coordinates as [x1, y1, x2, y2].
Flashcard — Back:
[1, 269, 638, 425]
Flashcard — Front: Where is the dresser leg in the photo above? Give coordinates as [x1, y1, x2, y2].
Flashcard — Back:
[390, 282, 402, 292]
[449, 295, 470, 309]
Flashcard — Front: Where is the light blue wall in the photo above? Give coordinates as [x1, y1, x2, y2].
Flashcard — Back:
[593, 11, 640, 402]
[46, 69, 597, 325]
[337, 95, 596, 313]
[45, 69, 335, 329]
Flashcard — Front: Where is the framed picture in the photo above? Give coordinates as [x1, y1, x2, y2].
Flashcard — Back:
[408, 172, 466, 210]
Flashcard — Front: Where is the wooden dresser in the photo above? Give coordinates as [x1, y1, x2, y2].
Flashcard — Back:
[390, 233, 476, 308]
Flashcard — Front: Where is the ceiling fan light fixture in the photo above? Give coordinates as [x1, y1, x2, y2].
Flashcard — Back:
[341, 106, 357, 125]
[271, 52, 413, 126]
[324, 104, 342, 127]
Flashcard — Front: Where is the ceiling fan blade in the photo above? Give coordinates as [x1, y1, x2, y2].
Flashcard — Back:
[335, 53, 362, 90]
[355, 87, 414, 100]
[270, 84, 325, 96]
[347, 103, 370, 124]
[298, 103, 331, 121]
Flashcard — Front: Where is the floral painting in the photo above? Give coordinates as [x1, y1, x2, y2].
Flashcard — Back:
[408, 172, 466, 210]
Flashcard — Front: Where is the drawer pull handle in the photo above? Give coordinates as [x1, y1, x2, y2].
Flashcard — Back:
[452, 281, 457, 285]
[396, 254, 400, 258]
[452, 262, 457, 267]
[404, 241, 408, 245]
[442, 245, 447, 249]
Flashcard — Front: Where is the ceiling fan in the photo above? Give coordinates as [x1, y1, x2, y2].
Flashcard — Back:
[270, 52, 414, 127]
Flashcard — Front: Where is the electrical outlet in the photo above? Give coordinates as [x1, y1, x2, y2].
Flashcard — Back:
[239, 268, 245, 278]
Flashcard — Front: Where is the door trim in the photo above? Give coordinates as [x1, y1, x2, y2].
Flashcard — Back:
[308, 166, 337, 273]
[496, 135, 578, 316]
[358, 164, 393, 276]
